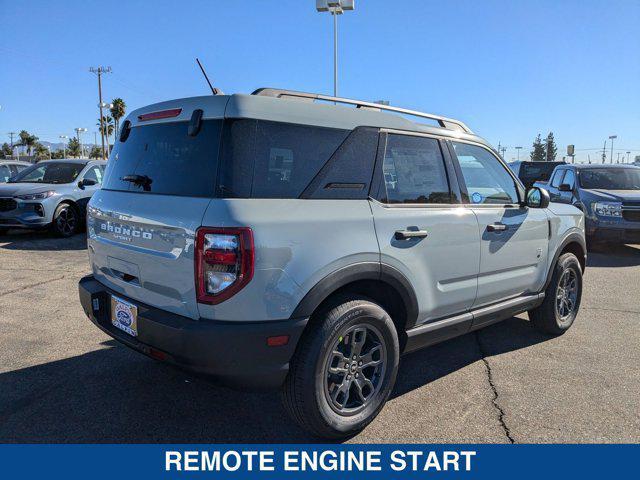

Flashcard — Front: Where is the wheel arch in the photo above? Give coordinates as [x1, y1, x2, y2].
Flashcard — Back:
[290, 262, 419, 349]
[544, 232, 586, 290]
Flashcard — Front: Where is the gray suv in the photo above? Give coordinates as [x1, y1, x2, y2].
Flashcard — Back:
[78, 89, 586, 438]
[0, 159, 106, 236]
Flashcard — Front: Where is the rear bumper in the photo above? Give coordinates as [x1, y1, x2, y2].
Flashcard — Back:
[78, 275, 308, 390]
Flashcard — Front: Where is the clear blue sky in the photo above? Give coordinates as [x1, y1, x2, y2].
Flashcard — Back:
[1, 0, 638, 162]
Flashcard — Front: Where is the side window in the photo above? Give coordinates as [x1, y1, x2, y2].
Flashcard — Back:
[0, 165, 11, 182]
[381, 134, 451, 204]
[550, 169, 565, 188]
[84, 166, 104, 185]
[562, 169, 575, 189]
[452, 142, 519, 204]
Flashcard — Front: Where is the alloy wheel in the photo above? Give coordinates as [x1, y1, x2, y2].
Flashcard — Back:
[322, 324, 387, 415]
[556, 268, 578, 322]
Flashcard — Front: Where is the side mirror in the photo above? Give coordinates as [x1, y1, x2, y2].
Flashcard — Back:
[558, 183, 572, 192]
[526, 187, 550, 209]
[79, 178, 98, 189]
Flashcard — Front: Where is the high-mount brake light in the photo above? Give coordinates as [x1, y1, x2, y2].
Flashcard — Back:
[137, 108, 182, 122]
[195, 227, 254, 304]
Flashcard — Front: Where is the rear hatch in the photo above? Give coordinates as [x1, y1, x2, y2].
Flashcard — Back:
[87, 97, 228, 319]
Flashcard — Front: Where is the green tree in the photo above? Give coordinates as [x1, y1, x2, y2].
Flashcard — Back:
[545, 132, 557, 162]
[67, 137, 82, 158]
[89, 146, 103, 159]
[0, 143, 13, 159]
[34, 143, 50, 160]
[51, 149, 65, 159]
[110, 98, 126, 137]
[530, 134, 546, 162]
[18, 130, 39, 156]
[97, 116, 115, 144]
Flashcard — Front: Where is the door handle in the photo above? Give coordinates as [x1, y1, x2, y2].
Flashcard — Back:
[394, 229, 428, 240]
[487, 223, 507, 232]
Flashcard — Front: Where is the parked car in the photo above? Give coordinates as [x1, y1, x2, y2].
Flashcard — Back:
[0, 160, 31, 183]
[0, 159, 106, 236]
[508, 160, 566, 188]
[534, 164, 640, 247]
[78, 88, 586, 439]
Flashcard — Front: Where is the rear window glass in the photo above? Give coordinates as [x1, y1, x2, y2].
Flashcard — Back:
[218, 120, 349, 198]
[103, 120, 223, 197]
[520, 162, 559, 183]
[12, 162, 86, 184]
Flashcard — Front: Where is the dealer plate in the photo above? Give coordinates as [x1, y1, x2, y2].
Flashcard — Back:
[110, 295, 138, 337]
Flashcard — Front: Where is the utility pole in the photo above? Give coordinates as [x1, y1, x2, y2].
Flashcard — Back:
[89, 66, 112, 160]
[627, 151, 631, 163]
[515, 146, 522, 161]
[602, 141, 607, 163]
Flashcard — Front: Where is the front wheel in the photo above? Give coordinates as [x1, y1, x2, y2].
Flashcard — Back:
[529, 252, 583, 335]
[51, 203, 78, 237]
[282, 296, 399, 439]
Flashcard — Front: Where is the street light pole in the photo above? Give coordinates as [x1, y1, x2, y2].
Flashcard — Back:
[627, 151, 631, 163]
[59, 135, 68, 158]
[609, 135, 617, 164]
[316, 1, 355, 98]
[75, 128, 87, 158]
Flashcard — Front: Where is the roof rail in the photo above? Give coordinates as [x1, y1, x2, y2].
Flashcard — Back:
[251, 88, 472, 134]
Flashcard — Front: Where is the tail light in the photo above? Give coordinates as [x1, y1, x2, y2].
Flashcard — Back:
[195, 227, 254, 304]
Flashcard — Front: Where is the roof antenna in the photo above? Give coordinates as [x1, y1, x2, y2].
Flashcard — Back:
[196, 58, 223, 95]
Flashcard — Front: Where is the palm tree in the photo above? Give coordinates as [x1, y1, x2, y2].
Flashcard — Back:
[34, 143, 49, 160]
[110, 98, 126, 137]
[97, 116, 115, 145]
[18, 130, 38, 156]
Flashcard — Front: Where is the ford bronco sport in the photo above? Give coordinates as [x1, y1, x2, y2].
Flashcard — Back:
[79, 88, 586, 438]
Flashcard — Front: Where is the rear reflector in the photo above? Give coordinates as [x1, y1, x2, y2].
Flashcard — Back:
[138, 108, 182, 122]
[267, 335, 290, 347]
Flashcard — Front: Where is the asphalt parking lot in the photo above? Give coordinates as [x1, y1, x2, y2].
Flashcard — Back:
[1, 230, 639, 444]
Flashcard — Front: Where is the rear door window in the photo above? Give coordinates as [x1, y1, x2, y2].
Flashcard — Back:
[103, 120, 223, 197]
[380, 134, 451, 204]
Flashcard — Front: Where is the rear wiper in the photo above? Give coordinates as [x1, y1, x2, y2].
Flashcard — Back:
[122, 174, 152, 192]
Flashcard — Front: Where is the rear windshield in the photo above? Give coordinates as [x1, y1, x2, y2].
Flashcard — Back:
[102, 119, 348, 199]
[103, 120, 223, 197]
[11, 162, 86, 184]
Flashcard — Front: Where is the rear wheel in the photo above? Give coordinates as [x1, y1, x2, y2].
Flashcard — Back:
[51, 203, 78, 237]
[529, 252, 582, 335]
[282, 296, 399, 439]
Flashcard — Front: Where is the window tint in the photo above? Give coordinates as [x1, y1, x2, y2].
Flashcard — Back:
[103, 120, 223, 197]
[0, 165, 11, 182]
[381, 134, 451, 204]
[453, 142, 519, 204]
[579, 168, 640, 190]
[303, 127, 379, 199]
[84, 165, 104, 185]
[550, 169, 565, 188]
[218, 120, 349, 198]
[12, 162, 86, 184]
[562, 169, 575, 189]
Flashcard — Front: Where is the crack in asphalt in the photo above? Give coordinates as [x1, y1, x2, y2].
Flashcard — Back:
[474, 331, 515, 444]
[0, 275, 66, 297]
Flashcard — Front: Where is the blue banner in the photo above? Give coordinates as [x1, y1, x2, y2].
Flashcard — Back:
[0, 444, 637, 479]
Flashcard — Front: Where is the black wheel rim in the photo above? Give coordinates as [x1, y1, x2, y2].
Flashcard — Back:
[556, 268, 578, 322]
[322, 324, 387, 416]
[57, 208, 76, 235]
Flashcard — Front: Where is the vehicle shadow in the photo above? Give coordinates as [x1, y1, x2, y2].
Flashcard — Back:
[587, 244, 640, 268]
[0, 229, 87, 251]
[0, 316, 549, 443]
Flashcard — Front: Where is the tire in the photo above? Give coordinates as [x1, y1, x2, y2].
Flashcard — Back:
[51, 203, 79, 238]
[282, 296, 400, 439]
[529, 252, 582, 335]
